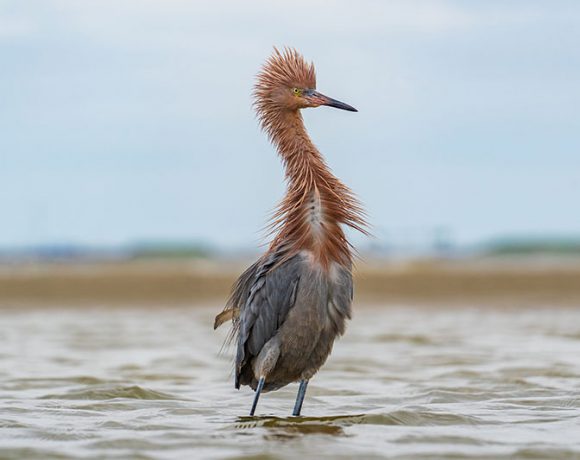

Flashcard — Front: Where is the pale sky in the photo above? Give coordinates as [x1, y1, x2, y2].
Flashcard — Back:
[1, 1, 579, 250]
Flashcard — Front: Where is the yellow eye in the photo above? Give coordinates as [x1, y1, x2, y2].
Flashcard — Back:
[292, 88, 302, 96]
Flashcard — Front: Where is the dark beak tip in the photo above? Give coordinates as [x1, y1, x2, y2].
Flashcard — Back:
[326, 101, 358, 112]
[341, 105, 357, 113]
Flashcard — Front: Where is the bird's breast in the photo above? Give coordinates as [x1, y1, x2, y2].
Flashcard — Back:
[297, 250, 352, 327]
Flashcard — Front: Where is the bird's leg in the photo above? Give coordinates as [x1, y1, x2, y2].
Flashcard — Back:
[292, 379, 309, 416]
[249, 376, 265, 416]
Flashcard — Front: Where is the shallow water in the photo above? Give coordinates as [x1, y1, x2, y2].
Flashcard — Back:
[1, 305, 580, 459]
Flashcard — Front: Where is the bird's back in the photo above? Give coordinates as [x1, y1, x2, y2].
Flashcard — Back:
[232, 249, 353, 392]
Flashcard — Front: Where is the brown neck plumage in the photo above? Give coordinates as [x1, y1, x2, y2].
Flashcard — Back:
[265, 109, 367, 269]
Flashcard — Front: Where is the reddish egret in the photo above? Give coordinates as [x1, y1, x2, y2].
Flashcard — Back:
[215, 47, 367, 416]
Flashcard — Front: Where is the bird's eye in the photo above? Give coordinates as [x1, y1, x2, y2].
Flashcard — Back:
[293, 88, 301, 95]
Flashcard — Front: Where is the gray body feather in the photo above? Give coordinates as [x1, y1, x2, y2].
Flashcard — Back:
[233, 249, 353, 392]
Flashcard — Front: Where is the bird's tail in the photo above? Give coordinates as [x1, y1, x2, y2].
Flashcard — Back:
[213, 307, 239, 330]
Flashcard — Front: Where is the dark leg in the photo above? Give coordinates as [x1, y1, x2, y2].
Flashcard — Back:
[292, 379, 309, 416]
[249, 376, 265, 416]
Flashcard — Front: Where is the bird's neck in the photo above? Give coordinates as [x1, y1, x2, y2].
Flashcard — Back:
[266, 110, 366, 269]
[270, 110, 329, 189]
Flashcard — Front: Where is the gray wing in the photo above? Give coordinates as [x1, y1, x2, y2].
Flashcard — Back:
[235, 250, 301, 388]
[214, 259, 261, 335]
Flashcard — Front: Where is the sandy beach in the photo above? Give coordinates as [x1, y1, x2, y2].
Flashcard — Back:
[1, 258, 579, 308]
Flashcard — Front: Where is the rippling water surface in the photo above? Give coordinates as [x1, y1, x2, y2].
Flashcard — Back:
[1, 305, 580, 459]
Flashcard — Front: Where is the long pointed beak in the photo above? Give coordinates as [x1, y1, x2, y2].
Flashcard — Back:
[306, 90, 357, 112]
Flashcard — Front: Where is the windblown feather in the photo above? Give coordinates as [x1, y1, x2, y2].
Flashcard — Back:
[216, 47, 367, 335]
[253, 47, 368, 269]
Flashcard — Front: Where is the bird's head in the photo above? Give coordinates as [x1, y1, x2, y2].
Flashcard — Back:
[254, 47, 357, 116]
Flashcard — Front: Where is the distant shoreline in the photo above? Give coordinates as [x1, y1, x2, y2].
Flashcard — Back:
[1, 258, 580, 308]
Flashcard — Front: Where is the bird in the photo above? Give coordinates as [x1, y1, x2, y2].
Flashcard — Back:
[214, 47, 367, 417]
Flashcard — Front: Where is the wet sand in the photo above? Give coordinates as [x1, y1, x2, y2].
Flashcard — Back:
[1, 258, 580, 308]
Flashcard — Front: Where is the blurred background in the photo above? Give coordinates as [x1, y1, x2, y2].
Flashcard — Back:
[1, 0, 580, 306]
[2, 3, 580, 459]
